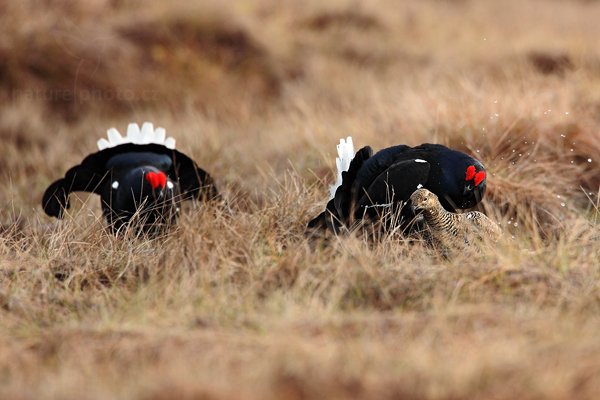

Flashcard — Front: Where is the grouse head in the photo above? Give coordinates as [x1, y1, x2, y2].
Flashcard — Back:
[410, 188, 441, 212]
[104, 165, 180, 233]
[460, 162, 487, 209]
[434, 148, 487, 211]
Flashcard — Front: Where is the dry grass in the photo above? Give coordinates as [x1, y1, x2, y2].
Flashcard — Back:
[1, 0, 600, 399]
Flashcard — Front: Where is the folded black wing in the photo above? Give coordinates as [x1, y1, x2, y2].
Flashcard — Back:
[351, 144, 413, 201]
[169, 150, 219, 201]
[42, 163, 107, 218]
[355, 159, 431, 213]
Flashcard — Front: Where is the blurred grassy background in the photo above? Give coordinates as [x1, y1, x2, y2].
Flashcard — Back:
[1, 0, 599, 399]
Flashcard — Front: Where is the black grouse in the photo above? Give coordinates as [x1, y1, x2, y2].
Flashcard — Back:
[42, 122, 219, 235]
[307, 137, 487, 233]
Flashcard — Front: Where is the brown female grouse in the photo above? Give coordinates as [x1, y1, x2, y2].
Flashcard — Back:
[410, 188, 501, 249]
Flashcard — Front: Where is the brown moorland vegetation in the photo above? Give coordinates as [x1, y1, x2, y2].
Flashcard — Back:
[1, 0, 599, 398]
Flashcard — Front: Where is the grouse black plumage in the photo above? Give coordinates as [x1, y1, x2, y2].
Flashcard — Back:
[308, 138, 487, 233]
[42, 122, 219, 235]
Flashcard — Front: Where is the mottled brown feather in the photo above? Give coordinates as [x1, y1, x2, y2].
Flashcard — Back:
[410, 188, 501, 250]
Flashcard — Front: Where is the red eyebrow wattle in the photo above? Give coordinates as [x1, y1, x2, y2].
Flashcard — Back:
[145, 171, 167, 190]
[474, 171, 486, 186]
[465, 165, 476, 181]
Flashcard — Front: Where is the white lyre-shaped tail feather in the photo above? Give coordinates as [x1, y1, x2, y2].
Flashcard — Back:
[97, 122, 176, 150]
[329, 136, 355, 199]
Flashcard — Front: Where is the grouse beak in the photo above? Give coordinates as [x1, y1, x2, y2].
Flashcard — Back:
[409, 201, 420, 213]
[474, 188, 481, 203]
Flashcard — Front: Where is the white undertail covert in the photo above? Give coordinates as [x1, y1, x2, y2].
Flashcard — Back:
[97, 122, 176, 151]
[329, 136, 355, 199]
